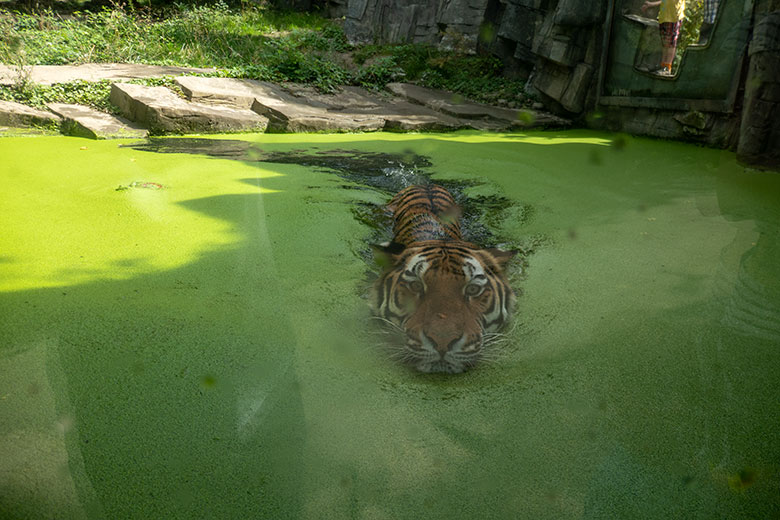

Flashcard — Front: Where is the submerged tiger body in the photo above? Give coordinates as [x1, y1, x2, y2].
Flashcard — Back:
[372, 185, 516, 374]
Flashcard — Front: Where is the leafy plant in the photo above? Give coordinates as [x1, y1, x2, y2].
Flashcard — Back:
[0, 2, 531, 106]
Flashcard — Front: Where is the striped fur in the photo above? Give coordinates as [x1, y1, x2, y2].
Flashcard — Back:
[372, 185, 516, 374]
[386, 184, 462, 245]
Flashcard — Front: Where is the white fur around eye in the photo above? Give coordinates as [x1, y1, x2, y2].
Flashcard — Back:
[462, 257, 486, 280]
[405, 254, 430, 277]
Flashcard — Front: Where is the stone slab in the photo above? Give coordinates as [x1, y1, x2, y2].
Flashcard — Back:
[47, 103, 147, 139]
[281, 84, 464, 131]
[109, 83, 268, 135]
[386, 82, 569, 128]
[0, 99, 61, 127]
[176, 77, 462, 132]
[175, 76, 371, 132]
[177, 76, 362, 132]
[0, 63, 216, 86]
[560, 62, 594, 113]
[250, 81, 385, 132]
[175, 76, 260, 109]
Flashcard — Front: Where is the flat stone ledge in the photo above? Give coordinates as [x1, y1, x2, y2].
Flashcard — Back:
[0, 99, 61, 127]
[178, 77, 385, 132]
[110, 82, 268, 135]
[175, 76, 260, 109]
[284, 84, 465, 131]
[386, 82, 570, 129]
[47, 103, 147, 139]
[176, 76, 465, 132]
[0, 63, 216, 86]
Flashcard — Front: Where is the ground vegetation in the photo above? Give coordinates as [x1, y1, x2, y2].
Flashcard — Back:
[0, 1, 531, 112]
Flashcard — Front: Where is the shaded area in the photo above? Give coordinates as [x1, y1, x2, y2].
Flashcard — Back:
[124, 137, 534, 256]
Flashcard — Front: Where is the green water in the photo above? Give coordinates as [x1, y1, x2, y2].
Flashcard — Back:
[1, 131, 779, 519]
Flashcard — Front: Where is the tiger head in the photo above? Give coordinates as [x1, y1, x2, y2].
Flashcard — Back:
[372, 240, 517, 374]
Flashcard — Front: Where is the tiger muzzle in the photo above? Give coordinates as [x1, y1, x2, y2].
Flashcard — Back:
[409, 290, 480, 356]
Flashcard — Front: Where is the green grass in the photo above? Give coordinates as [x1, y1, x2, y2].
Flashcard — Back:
[0, 2, 529, 106]
[0, 76, 183, 112]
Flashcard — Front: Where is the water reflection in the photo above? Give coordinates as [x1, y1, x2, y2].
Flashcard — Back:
[716, 172, 780, 341]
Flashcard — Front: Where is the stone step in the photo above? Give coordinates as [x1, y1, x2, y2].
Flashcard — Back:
[386, 82, 570, 129]
[47, 103, 147, 139]
[175, 76, 464, 132]
[176, 76, 259, 109]
[0, 99, 61, 128]
[109, 82, 268, 135]
[176, 76, 385, 132]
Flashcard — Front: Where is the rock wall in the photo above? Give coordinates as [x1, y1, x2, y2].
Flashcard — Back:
[345, 0, 607, 114]
[737, 8, 780, 168]
[344, 0, 491, 50]
[341, 0, 778, 169]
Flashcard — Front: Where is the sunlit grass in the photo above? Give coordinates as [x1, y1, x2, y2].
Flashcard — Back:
[0, 3, 530, 103]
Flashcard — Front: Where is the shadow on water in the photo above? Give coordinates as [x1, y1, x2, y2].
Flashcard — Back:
[123, 137, 539, 256]
[0, 186, 310, 518]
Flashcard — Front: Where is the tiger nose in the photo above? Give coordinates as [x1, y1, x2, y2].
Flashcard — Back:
[423, 331, 462, 355]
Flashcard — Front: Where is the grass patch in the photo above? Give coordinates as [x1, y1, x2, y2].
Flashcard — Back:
[0, 2, 529, 105]
[0, 75, 183, 111]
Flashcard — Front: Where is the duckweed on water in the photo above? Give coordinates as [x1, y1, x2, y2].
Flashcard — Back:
[124, 136, 534, 254]
[2, 131, 779, 518]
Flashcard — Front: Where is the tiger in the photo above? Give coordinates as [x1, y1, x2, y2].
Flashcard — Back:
[371, 184, 517, 374]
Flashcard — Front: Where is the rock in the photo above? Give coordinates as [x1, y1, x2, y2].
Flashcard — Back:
[560, 63, 594, 113]
[386, 82, 569, 128]
[553, 0, 606, 27]
[282, 84, 464, 131]
[737, 10, 780, 168]
[177, 77, 380, 132]
[345, 0, 489, 50]
[673, 110, 708, 131]
[252, 82, 386, 132]
[0, 100, 60, 127]
[0, 63, 215, 86]
[109, 83, 268, 135]
[175, 76, 259, 109]
[532, 61, 571, 104]
[498, 4, 538, 49]
[533, 20, 588, 68]
[176, 77, 463, 132]
[47, 103, 147, 139]
[511, 0, 545, 8]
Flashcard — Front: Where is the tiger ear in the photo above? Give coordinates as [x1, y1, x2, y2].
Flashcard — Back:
[485, 247, 518, 271]
[371, 241, 406, 268]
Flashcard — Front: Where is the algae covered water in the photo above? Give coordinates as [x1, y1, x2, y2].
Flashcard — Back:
[1, 131, 779, 518]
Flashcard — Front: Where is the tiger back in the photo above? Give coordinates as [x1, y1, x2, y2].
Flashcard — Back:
[386, 185, 462, 245]
[372, 184, 517, 374]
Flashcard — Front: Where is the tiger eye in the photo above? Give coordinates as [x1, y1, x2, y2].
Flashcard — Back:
[409, 280, 424, 292]
[465, 284, 483, 297]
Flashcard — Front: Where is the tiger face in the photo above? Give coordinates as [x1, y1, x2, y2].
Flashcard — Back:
[372, 240, 516, 374]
